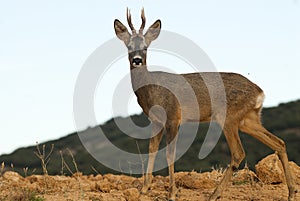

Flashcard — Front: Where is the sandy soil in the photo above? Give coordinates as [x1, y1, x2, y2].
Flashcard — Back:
[0, 154, 299, 201]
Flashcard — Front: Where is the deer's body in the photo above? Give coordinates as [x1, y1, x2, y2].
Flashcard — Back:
[114, 9, 297, 201]
[132, 68, 263, 123]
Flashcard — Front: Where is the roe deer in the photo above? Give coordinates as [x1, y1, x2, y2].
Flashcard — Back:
[113, 8, 297, 201]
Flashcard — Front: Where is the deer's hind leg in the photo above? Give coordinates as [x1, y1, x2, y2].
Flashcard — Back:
[142, 121, 164, 194]
[209, 122, 245, 201]
[239, 111, 297, 201]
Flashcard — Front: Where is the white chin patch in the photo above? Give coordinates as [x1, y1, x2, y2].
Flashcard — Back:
[133, 56, 143, 66]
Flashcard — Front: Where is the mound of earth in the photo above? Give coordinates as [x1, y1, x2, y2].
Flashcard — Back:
[0, 154, 299, 201]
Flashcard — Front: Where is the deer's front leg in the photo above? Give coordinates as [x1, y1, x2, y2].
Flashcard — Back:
[142, 122, 164, 194]
[165, 121, 179, 201]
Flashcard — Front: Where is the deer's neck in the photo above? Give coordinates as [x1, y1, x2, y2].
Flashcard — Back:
[130, 65, 151, 93]
[130, 65, 153, 115]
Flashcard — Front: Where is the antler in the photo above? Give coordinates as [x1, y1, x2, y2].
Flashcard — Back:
[139, 8, 146, 34]
[126, 8, 136, 34]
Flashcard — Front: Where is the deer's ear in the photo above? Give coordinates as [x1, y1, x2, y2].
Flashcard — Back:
[144, 20, 161, 46]
[114, 19, 131, 45]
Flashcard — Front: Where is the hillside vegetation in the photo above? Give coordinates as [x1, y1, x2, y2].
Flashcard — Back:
[0, 100, 300, 176]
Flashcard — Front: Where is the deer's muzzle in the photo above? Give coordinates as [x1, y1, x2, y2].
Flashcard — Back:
[132, 56, 143, 66]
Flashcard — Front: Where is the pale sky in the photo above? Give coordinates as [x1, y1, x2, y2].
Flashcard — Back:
[0, 0, 299, 155]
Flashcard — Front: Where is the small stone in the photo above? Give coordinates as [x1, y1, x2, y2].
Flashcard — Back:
[3, 171, 24, 182]
[95, 180, 111, 193]
[123, 187, 140, 201]
[255, 154, 284, 184]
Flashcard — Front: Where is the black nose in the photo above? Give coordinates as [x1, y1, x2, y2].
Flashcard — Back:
[132, 57, 143, 65]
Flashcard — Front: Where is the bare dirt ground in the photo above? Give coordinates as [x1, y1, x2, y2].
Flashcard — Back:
[1, 154, 300, 201]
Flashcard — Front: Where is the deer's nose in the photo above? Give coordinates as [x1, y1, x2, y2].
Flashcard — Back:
[132, 56, 143, 66]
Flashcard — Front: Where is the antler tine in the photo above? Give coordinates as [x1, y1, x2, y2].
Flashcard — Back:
[126, 8, 136, 34]
[139, 7, 146, 34]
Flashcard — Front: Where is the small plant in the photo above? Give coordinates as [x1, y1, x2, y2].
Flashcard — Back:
[29, 194, 45, 201]
[232, 180, 250, 186]
[34, 143, 54, 191]
[67, 148, 80, 174]
[10, 163, 14, 172]
[60, 150, 64, 175]
[34, 143, 54, 175]
[91, 165, 100, 175]
[60, 148, 85, 199]
[211, 165, 225, 174]
[60, 149, 77, 175]
[31, 168, 37, 175]
[136, 141, 145, 178]
[8, 189, 45, 201]
[23, 167, 29, 177]
[0, 162, 4, 176]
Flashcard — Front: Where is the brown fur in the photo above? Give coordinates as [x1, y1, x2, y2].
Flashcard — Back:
[114, 9, 297, 201]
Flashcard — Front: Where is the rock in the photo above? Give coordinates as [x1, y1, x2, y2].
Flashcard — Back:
[256, 154, 300, 185]
[255, 154, 300, 184]
[232, 168, 258, 185]
[94, 174, 103, 181]
[95, 179, 111, 193]
[26, 175, 39, 183]
[175, 171, 218, 189]
[131, 178, 143, 190]
[123, 188, 140, 201]
[2, 171, 24, 182]
[289, 161, 300, 184]
[138, 195, 152, 201]
[99, 192, 126, 201]
[255, 154, 284, 184]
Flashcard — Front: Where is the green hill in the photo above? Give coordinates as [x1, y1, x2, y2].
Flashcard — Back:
[1, 100, 300, 176]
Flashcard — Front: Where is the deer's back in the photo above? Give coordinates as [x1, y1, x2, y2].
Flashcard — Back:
[182, 72, 264, 122]
[133, 71, 264, 123]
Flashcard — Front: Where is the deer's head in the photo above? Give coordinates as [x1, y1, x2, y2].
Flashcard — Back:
[114, 8, 161, 68]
